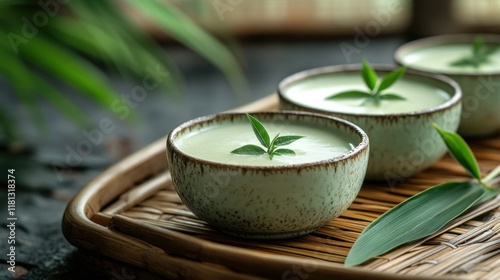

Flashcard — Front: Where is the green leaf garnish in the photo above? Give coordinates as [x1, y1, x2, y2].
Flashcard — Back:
[449, 36, 499, 68]
[377, 66, 406, 92]
[345, 123, 500, 266]
[231, 114, 304, 160]
[325, 59, 406, 105]
[362, 59, 377, 91]
[325, 91, 372, 100]
[230, 145, 266, 156]
[273, 135, 305, 147]
[379, 93, 407, 101]
[247, 113, 270, 148]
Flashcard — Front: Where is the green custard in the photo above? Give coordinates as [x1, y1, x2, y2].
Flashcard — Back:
[176, 121, 354, 166]
[283, 73, 450, 115]
[400, 44, 500, 74]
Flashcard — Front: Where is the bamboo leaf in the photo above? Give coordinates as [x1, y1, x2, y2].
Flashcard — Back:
[246, 114, 270, 148]
[34, 78, 90, 127]
[274, 135, 304, 147]
[0, 35, 46, 134]
[124, 0, 247, 94]
[345, 181, 485, 266]
[433, 123, 481, 180]
[16, 34, 129, 118]
[325, 91, 372, 100]
[362, 59, 377, 91]
[0, 103, 16, 142]
[231, 145, 266, 156]
[377, 66, 406, 93]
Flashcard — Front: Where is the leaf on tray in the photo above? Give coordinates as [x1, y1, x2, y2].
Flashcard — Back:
[345, 181, 485, 266]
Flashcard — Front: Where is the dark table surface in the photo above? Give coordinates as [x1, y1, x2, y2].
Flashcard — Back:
[0, 36, 404, 279]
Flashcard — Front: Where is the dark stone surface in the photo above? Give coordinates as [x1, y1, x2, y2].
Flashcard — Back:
[0, 37, 403, 279]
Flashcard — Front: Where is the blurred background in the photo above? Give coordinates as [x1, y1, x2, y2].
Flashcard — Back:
[0, 0, 499, 279]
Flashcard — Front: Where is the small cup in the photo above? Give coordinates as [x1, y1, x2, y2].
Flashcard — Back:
[166, 111, 369, 239]
[394, 33, 500, 137]
[278, 64, 461, 181]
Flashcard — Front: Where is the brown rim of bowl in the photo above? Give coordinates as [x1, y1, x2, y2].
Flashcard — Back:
[394, 33, 500, 77]
[166, 111, 369, 171]
[277, 64, 461, 119]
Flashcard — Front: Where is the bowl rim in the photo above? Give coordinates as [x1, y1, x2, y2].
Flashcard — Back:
[394, 33, 500, 77]
[167, 111, 369, 171]
[277, 64, 461, 118]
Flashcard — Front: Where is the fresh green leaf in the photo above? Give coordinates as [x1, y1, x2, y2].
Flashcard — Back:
[362, 59, 377, 91]
[433, 123, 481, 181]
[247, 113, 270, 148]
[272, 149, 296, 156]
[35, 78, 91, 128]
[377, 66, 406, 93]
[325, 60, 406, 106]
[0, 103, 16, 142]
[345, 181, 485, 266]
[232, 114, 303, 160]
[231, 145, 266, 156]
[380, 93, 406, 101]
[472, 36, 483, 56]
[450, 58, 475, 67]
[274, 135, 304, 147]
[0, 39, 46, 135]
[17, 35, 123, 115]
[123, 0, 248, 96]
[325, 91, 372, 100]
[450, 36, 499, 68]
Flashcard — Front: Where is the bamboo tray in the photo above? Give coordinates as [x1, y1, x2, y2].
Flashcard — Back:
[62, 94, 500, 280]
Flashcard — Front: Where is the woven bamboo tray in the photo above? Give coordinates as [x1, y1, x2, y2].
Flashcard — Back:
[62, 94, 500, 280]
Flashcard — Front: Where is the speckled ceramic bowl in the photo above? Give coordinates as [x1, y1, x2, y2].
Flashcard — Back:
[166, 112, 369, 240]
[395, 34, 500, 137]
[278, 65, 462, 181]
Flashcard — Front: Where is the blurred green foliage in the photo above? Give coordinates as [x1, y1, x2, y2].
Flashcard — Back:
[0, 0, 245, 143]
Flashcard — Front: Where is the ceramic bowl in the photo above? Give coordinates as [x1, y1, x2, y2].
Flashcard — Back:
[166, 111, 369, 240]
[395, 34, 500, 137]
[278, 64, 461, 181]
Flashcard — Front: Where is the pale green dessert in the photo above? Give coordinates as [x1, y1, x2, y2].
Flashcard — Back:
[283, 73, 450, 115]
[177, 122, 353, 166]
[400, 44, 500, 74]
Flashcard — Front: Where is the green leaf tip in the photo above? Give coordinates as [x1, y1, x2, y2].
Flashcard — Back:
[432, 123, 481, 181]
[362, 58, 377, 91]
